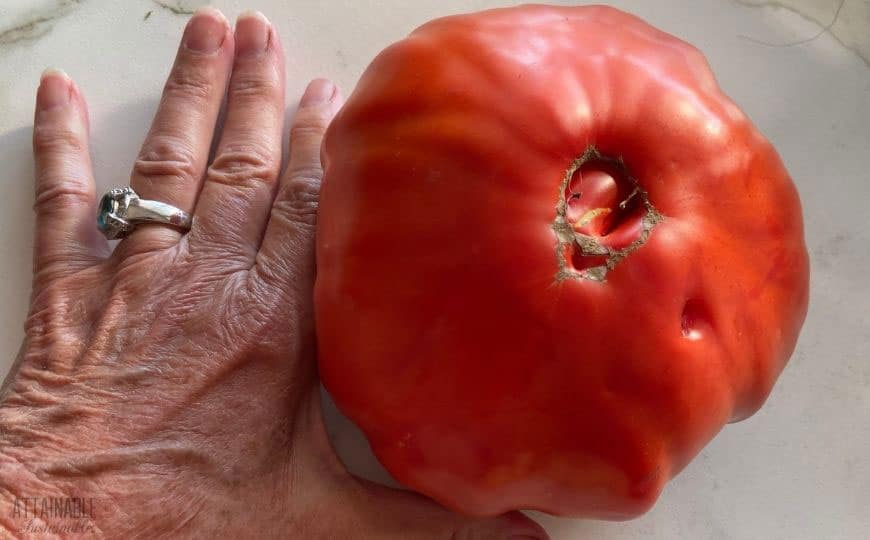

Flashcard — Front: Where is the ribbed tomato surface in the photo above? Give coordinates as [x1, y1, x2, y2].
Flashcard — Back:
[315, 5, 809, 519]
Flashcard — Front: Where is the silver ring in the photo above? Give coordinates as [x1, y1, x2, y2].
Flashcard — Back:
[97, 187, 192, 240]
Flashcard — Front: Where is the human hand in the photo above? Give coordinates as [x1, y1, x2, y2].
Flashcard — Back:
[0, 7, 547, 539]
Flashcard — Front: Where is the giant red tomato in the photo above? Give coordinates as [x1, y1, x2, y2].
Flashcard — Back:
[315, 5, 809, 519]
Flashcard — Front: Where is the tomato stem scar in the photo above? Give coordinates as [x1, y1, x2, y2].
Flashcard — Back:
[553, 146, 663, 282]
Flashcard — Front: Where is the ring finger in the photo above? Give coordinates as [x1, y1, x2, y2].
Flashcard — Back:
[122, 7, 233, 256]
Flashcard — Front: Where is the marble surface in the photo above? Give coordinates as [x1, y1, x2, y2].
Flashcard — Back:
[1, 1, 868, 538]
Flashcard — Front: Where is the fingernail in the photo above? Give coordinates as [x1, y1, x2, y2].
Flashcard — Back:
[300, 78, 335, 106]
[235, 10, 270, 55]
[184, 7, 228, 52]
[37, 68, 71, 111]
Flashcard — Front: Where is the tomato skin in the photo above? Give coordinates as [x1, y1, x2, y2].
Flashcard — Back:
[315, 4, 809, 520]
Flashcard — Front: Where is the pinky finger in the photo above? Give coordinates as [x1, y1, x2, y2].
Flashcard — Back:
[32, 69, 106, 278]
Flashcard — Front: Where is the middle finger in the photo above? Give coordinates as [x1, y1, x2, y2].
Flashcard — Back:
[123, 7, 234, 255]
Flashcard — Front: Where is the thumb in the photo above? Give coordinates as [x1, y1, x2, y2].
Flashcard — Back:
[349, 477, 550, 540]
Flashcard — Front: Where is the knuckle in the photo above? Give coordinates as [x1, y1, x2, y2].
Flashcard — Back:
[208, 143, 278, 189]
[33, 124, 86, 156]
[34, 181, 92, 213]
[21, 289, 88, 368]
[229, 69, 282, 102]
[133, 136, 198, 185]
[163, 63, 213, 102]
[285, 164, 323, 184]
[272, 176, 321, 227]
[289, 114, 329, 143]
[34, 248, 82, 273]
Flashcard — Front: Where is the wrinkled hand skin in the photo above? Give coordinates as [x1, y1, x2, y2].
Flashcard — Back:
[0, 8, 547, 540]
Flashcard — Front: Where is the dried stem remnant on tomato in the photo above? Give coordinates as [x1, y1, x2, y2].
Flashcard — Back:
[553, 146, 663, 282]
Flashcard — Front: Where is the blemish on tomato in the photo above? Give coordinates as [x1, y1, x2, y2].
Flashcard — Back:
[680, 298, 710, 340]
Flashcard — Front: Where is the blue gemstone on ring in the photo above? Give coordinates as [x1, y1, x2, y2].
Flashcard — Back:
[97, 194, 113, 231]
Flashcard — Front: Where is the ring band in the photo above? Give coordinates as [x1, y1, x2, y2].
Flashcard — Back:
[97, 187, 192, 240]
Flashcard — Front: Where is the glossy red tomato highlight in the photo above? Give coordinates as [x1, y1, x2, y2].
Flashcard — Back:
[315, 5, 809, 519]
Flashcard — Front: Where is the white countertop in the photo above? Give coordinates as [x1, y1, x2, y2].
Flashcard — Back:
[1, 1, 868, 538]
